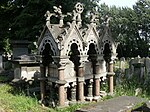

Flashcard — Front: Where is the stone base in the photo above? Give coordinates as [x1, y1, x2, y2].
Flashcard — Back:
[93, 96, 101, 101]
[85, 96, 93, 102]
[100, 91, 107, 97]
[65, 100, 69, 106]
[108, 92, 114, 96]
[69, 100, 77, 105]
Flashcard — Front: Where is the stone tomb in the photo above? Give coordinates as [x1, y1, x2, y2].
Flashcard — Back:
[12, 55, 40, 81]
[37, 2, 118, 106]
[11, 40, 31, 59]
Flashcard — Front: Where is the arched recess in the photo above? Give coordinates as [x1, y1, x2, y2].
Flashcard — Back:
[38, 35, 59, 56]
[84, 40, 100, 55]
[68, 43, 81, 67]
[103, 43, 111, 63]
[65, 39, 83, 56]
[42, 43, 54, 66]
[101, 40, 113, 55]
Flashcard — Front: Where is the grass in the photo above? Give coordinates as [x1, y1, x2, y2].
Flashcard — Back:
[0, 59, 149, 111]
[0, 84, 85, 112]
[0, 84, 51, 112]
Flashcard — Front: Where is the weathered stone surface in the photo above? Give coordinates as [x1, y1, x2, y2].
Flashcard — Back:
[77, 96, 146, 112]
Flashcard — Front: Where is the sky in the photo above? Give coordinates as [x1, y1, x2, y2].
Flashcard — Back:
[99, 0, 138, 8]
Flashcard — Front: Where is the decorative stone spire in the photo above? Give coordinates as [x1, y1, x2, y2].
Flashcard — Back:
[90, 9, 99, 25]
[104, 15, 112, 27]
[45, 5, 66, 27]
[44, 11, 54, 24]
[72, 2, 84, 26]
[53, 5, 66, 27]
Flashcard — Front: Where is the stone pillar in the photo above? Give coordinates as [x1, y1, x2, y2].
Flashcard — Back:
[107, 61, 115, 95]
[40, 64, 46, 102]
[57, 66, 66, 106]
[77, 65, 84, 101]
[70, 82, 76, 102]
[64, 86, 69, 105]
[48, 64, 51, 77]
[86, 79, 93, 101]
[93, 62, 101, 101]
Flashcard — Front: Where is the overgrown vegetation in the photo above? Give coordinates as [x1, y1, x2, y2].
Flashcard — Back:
[0, 84, 85, 112]
[0, 59, 150, 111]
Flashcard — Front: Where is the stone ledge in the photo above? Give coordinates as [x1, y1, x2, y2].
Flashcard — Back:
[107, 72, 115, 76]
[55, 80, 67, 85]
[77, 77, 84, 82]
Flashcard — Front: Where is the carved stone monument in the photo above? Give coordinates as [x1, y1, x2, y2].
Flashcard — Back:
[37, 2, 118, 106]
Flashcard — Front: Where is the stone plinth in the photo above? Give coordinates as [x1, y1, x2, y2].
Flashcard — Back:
[11, 40, 31, 59]
[12, 55, 40, 80]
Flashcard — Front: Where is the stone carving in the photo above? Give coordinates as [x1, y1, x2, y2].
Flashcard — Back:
[45, 11, 53, 21]
[90, 10, 99, 24]
[37, 2, 117, 106]
[53, 6, 62, 15]
[71, 2, 84, 25]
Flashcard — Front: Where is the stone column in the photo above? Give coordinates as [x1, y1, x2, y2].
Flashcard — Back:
[40, 64, 46, 102]
[93, 62, 101, 101]
[107, 61, 115, 95]
[77, 64, 84, 101]
[64, 85, 69, 105]
[57, 66, 66, 106]
[70, 82, 76, 102]
[86, 79, 93, 101]
[48, 63, 52, 77]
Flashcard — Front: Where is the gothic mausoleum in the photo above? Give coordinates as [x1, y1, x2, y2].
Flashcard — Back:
[37, 2, 118, 106]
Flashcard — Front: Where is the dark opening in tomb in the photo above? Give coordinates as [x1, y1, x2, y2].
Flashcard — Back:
[87, 43, 97, 74]
[69, 43, 80, 67]
[103, 43, 111, 63]
[42, 43, 54, 66]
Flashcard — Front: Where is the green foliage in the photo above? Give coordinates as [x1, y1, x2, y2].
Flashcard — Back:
[0, 84, 87, 112]
[2, 38, 12, 55]
[0, 0, 149, 57]
[114, 75, 150, 100]
[98, 0, 150, 58]
[0, 84, 50, 112]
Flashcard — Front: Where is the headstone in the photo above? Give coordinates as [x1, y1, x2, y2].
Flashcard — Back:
[129, 58, 135, 75]
[11, 40, 31, 59]
[0, 54, 3, 72]
[132, 58, 145, 82]
[145, 57, 150, 76]
[120, 57, 125, 72]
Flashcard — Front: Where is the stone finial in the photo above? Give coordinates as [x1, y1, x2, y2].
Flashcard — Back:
[90, 9, 99, 25]
[53, 6, 62, 15]
[53, 5, 65, 26]
[45, 6, 66, 26]
[45, 11, 54, 22]
[71, 2, 84, 26]
[104, 15, 112, 27]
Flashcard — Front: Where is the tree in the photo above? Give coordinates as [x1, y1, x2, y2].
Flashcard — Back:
[98, 0, 150, 58]
[0, 0, 100, 41]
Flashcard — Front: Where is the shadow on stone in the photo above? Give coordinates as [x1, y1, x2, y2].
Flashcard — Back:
[132, 103, 150, 112]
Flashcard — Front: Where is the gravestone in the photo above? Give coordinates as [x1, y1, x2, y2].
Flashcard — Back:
[0, 54, 3, 72]
[11, 40, 31, 59]
[120, 57, 125, 72]
[145, 57, 150, 76]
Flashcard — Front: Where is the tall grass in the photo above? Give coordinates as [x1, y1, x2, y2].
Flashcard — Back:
[0, 84, 85, 112]
[0, 84, 52, 112]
